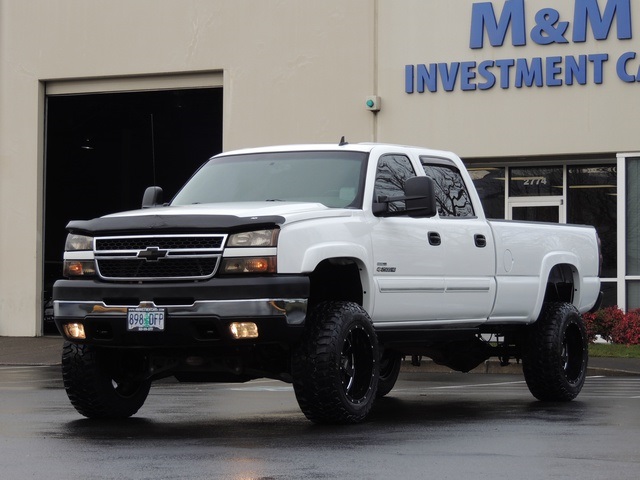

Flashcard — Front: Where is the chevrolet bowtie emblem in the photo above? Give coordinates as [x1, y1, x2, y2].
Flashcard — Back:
[137, 246, 168, 262]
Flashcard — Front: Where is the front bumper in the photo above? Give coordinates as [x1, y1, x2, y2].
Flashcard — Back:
[53, 275, 309, 347]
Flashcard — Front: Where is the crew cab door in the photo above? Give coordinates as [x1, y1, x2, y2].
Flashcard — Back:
[370, 153, 450, 324]
[420, 157, 496, 322]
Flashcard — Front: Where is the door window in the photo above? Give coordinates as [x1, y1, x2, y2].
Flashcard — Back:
[374, 154, 415, 212]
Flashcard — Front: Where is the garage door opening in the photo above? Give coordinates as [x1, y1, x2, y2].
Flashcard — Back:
[43, 87, 223, 333]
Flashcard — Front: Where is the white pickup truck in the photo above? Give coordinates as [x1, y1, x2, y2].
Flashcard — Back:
[53, 141, 602, 424]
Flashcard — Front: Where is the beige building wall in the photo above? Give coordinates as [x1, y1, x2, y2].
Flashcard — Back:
[1, 0, 638, 335]
[0, 0, 375, 336]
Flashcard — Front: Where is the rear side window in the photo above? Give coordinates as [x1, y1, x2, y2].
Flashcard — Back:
[421, 159, 474, 218]
[374, 154, 416, 212]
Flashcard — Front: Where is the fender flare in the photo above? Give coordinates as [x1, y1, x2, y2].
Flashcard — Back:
[299, 242, 371, 273]
[530, 252, 582, 322]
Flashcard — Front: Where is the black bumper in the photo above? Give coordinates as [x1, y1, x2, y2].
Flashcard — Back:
[53, 275, 309, 347]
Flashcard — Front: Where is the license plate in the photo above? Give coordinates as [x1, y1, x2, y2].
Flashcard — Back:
[127, 307, 165, 332]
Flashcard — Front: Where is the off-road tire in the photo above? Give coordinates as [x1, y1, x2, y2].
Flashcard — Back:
[62, 342, 151, 418]
[377, 349, 402, 398]
[292, 301, 379, 424]
[522, 302, 588, 401]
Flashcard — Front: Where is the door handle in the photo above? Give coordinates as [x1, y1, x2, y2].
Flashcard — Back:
[474, 234, 487, 248]
[428, 231, 441, 246]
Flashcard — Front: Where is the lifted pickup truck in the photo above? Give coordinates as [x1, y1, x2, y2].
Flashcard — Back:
[54, 142, 602, 423]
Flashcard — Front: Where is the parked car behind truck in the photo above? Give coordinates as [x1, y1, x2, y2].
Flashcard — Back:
[53, 142, 602, 423]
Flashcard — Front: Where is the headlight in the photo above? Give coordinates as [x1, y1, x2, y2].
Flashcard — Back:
[63, 233, 95, 277]
[227, 229, 279, 247]
[65, 234, 94, 251]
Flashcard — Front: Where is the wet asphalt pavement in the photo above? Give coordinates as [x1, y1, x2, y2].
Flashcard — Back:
[1, 365, 640, 480]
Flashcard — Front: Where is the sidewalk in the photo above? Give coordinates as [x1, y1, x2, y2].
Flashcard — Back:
[1, 336, 640, 375]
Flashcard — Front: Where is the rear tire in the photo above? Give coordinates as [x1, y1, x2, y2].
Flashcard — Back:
[292, 301, 379, 424]
[522, 302, 588, 401]
[62, 342, 151, 418]
[376, 349, 402, 398]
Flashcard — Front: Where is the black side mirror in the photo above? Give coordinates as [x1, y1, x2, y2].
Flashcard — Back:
[142, 186, 164, 208]
[404, 176, 437, 218]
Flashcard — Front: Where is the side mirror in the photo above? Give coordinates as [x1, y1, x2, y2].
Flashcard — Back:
[142, 186, 164, 208]
[372, 176, 437, 218]
[404, 176, 437, 218]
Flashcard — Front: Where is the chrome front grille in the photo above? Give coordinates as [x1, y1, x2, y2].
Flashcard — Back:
[94, 234, 226, 281]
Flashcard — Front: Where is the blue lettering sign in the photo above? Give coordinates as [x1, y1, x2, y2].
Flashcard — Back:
[407, 0, 634, 94]
[478, 60, 497, 89]
[495, 59, 515, 88]
[565, 55, 588, 85]
[573, 0, 632, 42]
[470, 0, 526, 48]
[531, 8, 570, 45]
[589, 53, 608, 83]
[546, 56, 564, 86]
[439, 63, 460, 91]
[617, 51, 637, 81]
[515, 57, 544, 87]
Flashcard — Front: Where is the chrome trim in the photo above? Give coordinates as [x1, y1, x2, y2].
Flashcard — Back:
[94, 233, 227, 281]
[54, 298, 308, 325]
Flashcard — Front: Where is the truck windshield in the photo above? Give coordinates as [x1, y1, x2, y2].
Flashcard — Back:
[171, 151, 368, 208]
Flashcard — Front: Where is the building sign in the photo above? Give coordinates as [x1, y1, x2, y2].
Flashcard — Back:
[405, 0, 638, 93]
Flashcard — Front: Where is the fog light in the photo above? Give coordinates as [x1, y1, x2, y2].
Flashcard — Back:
[63, 322, 86, 339]
[229, 322, 259, 339]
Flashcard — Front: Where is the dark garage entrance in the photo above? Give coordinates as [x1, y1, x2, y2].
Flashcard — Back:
[43, 87, 223, 332]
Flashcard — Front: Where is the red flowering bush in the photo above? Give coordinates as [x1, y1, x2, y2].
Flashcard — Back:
[611, 309, 640, 345]
[581, 306, 624, 343]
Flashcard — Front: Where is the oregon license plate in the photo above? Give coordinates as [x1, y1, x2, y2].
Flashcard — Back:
[127, 307, 165, 332]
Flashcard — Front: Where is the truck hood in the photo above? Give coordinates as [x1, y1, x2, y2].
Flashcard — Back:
[66, 202, 353, 236]
[111, 202, 333, 219]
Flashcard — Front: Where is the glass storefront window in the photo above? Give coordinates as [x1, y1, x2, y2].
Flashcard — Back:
[468, 167, 505, 219]
[626, 158, 640, 276]
[626, 281, 640, 310]
[512, 205, 559, 222]
[567, 165, 617, 278]
[509, 167, 563, 197]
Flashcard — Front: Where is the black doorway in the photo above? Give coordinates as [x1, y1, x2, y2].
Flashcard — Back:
[43, 87, 223, 332]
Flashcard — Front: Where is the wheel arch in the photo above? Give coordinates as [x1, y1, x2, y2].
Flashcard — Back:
[307, 257, 370, 311]
[532, 255, 582, 321]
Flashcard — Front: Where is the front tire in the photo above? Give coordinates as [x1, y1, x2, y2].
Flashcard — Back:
[292, 301, 379, 424]
[522, 302, 588, 401]
[62, 342, 151, 418]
